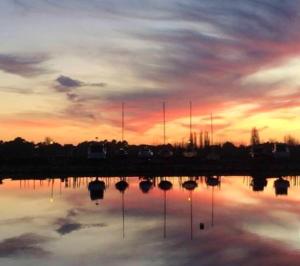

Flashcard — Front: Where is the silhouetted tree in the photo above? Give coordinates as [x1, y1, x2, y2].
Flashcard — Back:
[204, 131, 210, 147]
[222, 142, 235, 149]
[1, 137, 35, 159]
[44, 137, 54, 145]
[284, 135, 298, 146]
[250, 127, 260, 146]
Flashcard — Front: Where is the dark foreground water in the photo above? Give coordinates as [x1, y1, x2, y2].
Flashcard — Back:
[1, 176, 300, 266]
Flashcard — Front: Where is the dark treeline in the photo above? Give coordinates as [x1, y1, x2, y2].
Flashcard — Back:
[1, 137, 300, 162]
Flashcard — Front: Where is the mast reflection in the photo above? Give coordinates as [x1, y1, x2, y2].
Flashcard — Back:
[158, 178, 173, 239]
[205, 176, 221, 227]
[182, 177, 198, 239]
[115, 177, 129, 239]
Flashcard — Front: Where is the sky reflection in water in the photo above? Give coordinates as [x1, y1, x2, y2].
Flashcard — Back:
[1, 176, 300, 266]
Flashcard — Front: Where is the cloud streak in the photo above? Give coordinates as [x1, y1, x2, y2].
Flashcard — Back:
[0, 54, 49, 77]
[53, 75, 106, 106]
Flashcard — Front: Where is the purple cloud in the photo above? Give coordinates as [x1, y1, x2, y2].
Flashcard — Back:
[0, 54, 49, 77]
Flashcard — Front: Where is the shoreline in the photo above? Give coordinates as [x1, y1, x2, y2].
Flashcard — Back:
[1, 158, 300, 178]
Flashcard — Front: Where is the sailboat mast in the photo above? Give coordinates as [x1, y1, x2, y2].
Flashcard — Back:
[189, 101, 192, 143]
[121, 102, 125, 142]
[210, 112, 213, 146]
[163, 102, 166, 145]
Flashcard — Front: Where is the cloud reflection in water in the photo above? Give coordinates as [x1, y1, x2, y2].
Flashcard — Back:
[0, 176, 300, 265]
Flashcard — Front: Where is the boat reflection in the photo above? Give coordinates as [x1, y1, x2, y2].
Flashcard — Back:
[139, 177, 154, 193]
[88, 177, 106, 205]
[274, 177, 290, 196]
[2, 175, 300, 266]
[2, 175, 300, 243]
[205, 176, 220, 187]
[250, 175, 268, 192]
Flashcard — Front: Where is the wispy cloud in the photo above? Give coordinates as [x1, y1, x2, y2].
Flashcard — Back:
[0, 86, 35, 95]
[0, 54, 49, 77]
[53, 75, 106, 104]
[55, 75, 83, 89]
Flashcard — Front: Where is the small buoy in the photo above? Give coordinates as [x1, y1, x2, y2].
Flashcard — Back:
[199, 223, 205, 230]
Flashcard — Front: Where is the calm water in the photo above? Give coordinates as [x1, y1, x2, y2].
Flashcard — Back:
[1, 176, 300, 266]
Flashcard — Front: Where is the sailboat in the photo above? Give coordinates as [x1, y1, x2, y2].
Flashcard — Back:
[183, 101, 197, 158]
[158, 102, 174, 158]
[116, 102, 128, 158]
[138, 146, 154, 159]
[88, 138, 107, 160]
[272, 143, 290, 159]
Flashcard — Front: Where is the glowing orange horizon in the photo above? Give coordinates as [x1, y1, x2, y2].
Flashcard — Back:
[1, 1, 300, 145]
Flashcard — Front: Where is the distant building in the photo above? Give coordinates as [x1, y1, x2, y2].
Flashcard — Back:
[88, 142, 107, 159]
[250, 143, 272, 159]
[272, 143, 290, 159]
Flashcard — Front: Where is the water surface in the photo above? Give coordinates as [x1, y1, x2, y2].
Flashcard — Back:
[1, 176, 300, 266]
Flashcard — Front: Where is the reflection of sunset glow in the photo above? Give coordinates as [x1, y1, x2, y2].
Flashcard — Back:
[1, 176, 300, 265]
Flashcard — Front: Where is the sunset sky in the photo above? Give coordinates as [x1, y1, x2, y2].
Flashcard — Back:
[1, 0, 300, 144]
